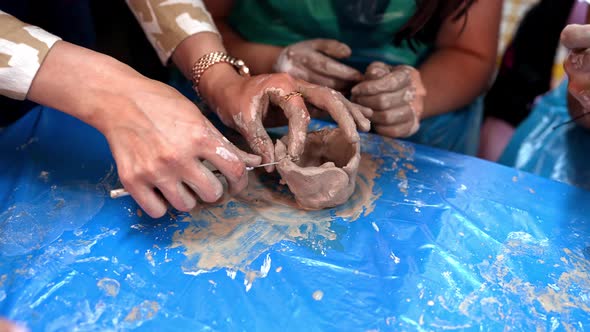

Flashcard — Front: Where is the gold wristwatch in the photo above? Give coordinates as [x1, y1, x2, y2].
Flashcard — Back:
[191, 51, 250, 97]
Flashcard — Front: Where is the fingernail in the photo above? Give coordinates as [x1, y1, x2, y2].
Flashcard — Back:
[570, 52, 584, 69]
[370, 68, 388, 77]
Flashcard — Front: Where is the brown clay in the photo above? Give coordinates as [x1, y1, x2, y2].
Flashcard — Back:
[274, 128, 360, 210]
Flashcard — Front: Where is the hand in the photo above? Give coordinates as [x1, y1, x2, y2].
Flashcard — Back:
[28, 42, 261, 218]
[351, 62, 426, 138]
[200, 67, 372, 171]
[103, 79, 261, 218]
[273, 39, 363, 91]
[562, 24, 590, 128]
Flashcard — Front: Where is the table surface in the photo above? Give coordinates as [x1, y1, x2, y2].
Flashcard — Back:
[0, 107, 589, 332]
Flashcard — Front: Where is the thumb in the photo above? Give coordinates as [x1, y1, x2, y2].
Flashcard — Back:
[365, 61, 391, 80]
[561, 24, 590, 50]
[311, 39, 353, 59]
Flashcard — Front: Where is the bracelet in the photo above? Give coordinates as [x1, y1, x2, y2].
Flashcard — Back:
[191, 51, 250, 97]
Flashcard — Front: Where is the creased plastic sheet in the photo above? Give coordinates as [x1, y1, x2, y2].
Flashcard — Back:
[0, 107, 589, 331]
[500, 80, 590, 190]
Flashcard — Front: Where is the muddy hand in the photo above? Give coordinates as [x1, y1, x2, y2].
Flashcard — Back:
[296, 79, 372, 141]
[562, 24, 590, 128]
[104, 80, 261, 218]
[208, 73, 371, 171]
[351, 62, 426, 138]
[207, 73, 311, 171]
[273, 39, 363, 91]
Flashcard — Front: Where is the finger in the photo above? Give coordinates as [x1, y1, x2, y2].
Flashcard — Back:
[351, 68, 411, 96]
[234, 149, 262, 167]
[304, 70, 356, 91]
[346, 102, 372, 132]
[239, 122, 275, 171]
[304, 51, 363, 81]
[375, 121, 418, 138]
[268, 90, 311, 159]
[352, 89, 409, 110]
[561, 24, 590, 50]
[365, 61, 391, 80]
[371, 105, 414, 126]
[231, 93, 276, 171]
[181, 161, 225, 202]
[297, 81, 359, 142]
[220, 136, 262, 167]
[355, 102, 374, 118]
[124, 182, 168, 218]
[310, 39, 353, 59]
[155, 181, 197, 212]
[568, 81, 590, 111]
[200, 142, 249, 195]
[565, 49, 590, 73]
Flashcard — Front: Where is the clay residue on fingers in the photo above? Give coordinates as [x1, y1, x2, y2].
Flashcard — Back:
[275, 128, 360, 210]
[267, 88, 310, 159]
[297, 84, 360, 142]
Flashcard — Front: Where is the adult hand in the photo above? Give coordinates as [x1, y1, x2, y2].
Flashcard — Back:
[561, 24, 590, 129]
[351, 62, 426, 138]
[28, 41, 261, 218]
[103, 79, 261, 218]
[273, 39, 363, 92]
[200, 67, 372, 171]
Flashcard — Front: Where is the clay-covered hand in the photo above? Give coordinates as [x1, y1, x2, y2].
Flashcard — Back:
[351, 62, 426, 138]
[273, 39, 363, 91]
[204, 73, 372, 171]
[103, 79, 261, 218]
[561, 24, 590, 129]
[26, 41, 261, 219]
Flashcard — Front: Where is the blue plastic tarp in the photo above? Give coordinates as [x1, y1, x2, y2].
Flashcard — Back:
[500, 80, 590, 190]
[0, 107, 589, 331]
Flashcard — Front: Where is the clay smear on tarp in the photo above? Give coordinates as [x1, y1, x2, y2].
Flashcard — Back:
[171, 154, 381, 277]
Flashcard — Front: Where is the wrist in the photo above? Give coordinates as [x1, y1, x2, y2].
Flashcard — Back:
[198, 62, 244, 105]
[172, 32, 226, 79]
[28, 41, 146, 133]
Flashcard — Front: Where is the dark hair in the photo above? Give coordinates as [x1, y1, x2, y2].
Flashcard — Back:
[394, 0, 478, 46]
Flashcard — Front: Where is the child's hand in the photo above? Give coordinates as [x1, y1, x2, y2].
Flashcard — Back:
[562, 24, 590, 129]
[351, 62, 426, 138]
[273, 39, 363, 92]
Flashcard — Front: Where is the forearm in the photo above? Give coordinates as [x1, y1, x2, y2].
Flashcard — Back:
[215, 19, 282, 74]
[28, 41, 144, 133]
[567, 92, 590, 129]
[419, 47, 495, 118]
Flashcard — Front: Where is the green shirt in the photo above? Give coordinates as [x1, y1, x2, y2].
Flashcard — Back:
[228, 0, 430, 68]
[228, 0, 483, 156]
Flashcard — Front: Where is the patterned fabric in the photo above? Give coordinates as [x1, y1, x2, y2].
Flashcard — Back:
[0, 10, 61, 100]
[126, 0, 219, 64]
